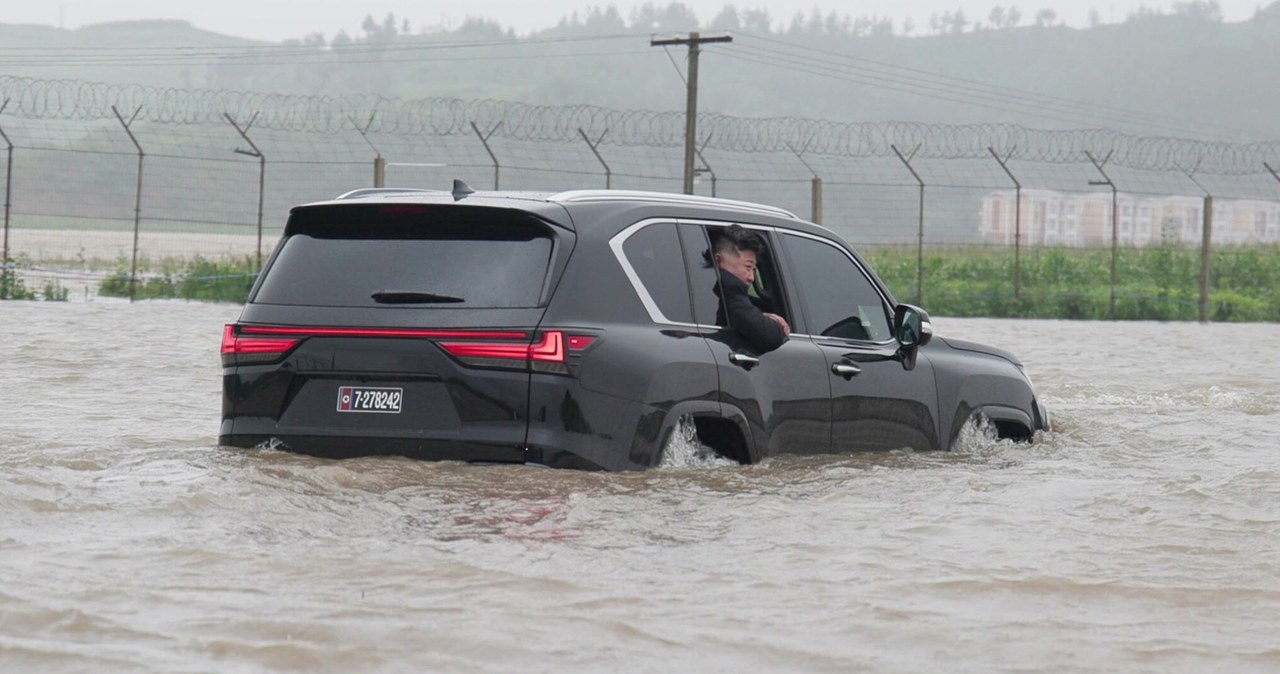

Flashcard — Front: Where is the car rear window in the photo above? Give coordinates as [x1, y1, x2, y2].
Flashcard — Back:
[252, 206, 556, 308]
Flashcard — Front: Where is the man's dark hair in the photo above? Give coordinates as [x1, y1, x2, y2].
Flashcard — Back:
[713, 224, 764, 257]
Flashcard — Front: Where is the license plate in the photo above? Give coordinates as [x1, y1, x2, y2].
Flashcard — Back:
[337, 386, 403, 414]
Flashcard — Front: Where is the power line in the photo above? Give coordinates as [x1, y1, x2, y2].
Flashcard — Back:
[725, 32, 1254, 142]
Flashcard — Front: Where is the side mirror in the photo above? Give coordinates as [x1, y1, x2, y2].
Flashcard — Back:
[893, 304, 933, 370]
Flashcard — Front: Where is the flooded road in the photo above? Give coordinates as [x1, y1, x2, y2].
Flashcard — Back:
[2, 301, 1278, 673]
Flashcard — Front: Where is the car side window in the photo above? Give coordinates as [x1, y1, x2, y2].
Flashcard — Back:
[678, 224, 720, 325]
[679, 223, 793, 329]
[621, 222, 694, 324]
[782, 234, 892, 342]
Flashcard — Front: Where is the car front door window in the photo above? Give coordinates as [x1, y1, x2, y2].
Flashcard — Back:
[782, 235, 891, 341]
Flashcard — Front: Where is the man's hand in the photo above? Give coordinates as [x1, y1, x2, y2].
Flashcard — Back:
[763, 313, 791, 335]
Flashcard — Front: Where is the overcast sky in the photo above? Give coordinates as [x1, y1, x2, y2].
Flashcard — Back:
[1, 1, 1270, 41]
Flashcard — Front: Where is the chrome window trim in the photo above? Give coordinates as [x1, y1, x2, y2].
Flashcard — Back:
[610, 218, 895, 345]
[609, 219, 700, 328]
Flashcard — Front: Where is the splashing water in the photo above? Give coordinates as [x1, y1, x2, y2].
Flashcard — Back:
[658, 415, 737, 468]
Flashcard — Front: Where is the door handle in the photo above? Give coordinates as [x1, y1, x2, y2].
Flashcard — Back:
[831, 361, 862, 379]
[728, 352, 761, 369]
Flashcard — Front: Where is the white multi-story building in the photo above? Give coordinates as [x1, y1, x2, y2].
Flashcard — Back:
[980, 190, 1280, 247]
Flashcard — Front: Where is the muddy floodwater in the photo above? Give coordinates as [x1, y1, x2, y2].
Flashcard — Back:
[2, 301, 1278, 673]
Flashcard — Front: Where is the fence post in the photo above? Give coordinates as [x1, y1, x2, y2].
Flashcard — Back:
[349, 112, 384, 187]
[1180, 161, 1212, 323]
[225, 112, 266, 269]
[577, 128, 612, 189]
[694, 141, 717, 198]
[1085, 150, 1118, 320]
[988, 146, 1022, 301]
[470, 121, 502, 190]
[891, 144, 926, 306]
[111, 105, 145, 303]
[1200, 195, 1213, 322]
[0, 99, 13, 265]
[787, 137, 822, 224]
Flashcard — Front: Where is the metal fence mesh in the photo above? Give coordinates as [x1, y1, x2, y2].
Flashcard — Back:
[1, 77, 1278, 317]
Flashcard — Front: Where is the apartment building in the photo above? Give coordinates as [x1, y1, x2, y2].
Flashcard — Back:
[980, 189, 1280, 247]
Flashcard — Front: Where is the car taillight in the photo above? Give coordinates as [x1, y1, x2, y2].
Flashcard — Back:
[438, 330, 596, 374]
[221, 324, 300, 367]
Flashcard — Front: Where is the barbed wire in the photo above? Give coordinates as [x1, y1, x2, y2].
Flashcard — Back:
[2, 75, 1277, 175]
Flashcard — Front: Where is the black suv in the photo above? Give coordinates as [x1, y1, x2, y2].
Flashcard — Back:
[220, 183, 1049, 470]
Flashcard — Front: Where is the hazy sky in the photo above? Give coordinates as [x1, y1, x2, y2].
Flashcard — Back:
[2, 1, 1270, 41]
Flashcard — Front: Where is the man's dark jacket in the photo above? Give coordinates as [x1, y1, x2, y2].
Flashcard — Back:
[713, 267, 788, 353]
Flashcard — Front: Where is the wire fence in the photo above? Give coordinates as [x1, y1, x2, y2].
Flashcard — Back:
[2, 76, 1279, 319]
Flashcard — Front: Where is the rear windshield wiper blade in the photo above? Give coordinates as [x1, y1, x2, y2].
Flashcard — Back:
[371, 290, 465, 304]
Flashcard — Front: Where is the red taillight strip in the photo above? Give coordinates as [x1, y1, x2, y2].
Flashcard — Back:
[239, 326, 528, 340]
[222, 324, 299, 354]
[221, 324, 301, 366]
[438, 331, 565, 363]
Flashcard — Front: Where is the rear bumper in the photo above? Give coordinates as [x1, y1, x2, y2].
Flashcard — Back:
[220, 383, 665, 471]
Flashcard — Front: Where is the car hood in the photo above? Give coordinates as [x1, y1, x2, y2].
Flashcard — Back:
[936, 337, 1023, 368]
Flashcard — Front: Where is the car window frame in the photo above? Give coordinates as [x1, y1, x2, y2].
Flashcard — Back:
[776, 229, 897, 345]
[691, 222, 798, 331]
[609, 218, 699, 327]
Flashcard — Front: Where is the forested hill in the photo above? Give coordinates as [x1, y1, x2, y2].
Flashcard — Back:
[2, 1, 1278, 142]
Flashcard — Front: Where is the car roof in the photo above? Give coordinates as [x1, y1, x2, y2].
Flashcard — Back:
[292, 185, 850, 241]
[314, 186, 796, 218]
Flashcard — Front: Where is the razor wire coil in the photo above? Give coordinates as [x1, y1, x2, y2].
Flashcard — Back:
[2, 75, 1277, 175]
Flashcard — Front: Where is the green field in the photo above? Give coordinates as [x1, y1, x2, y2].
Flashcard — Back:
[87, 245, 1280, 321]
[864, 245, 1280, 322]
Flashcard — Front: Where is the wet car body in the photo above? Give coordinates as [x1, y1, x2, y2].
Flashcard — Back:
[220, 185, 1049, 470]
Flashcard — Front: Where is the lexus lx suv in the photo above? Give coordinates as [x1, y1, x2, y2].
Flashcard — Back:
[220, 182, 1049, 470]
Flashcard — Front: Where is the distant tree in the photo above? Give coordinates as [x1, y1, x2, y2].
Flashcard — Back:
[456, 17, 508, 38]
[987, 5, 1023, 29]
[359, 13, 400, 43]
[1034, 8, 1058, 26]
[584, 6, 627, 31]
[870, 16, 894, 37]
[708, 5, 742, 31]
[947, 8, 970, 33]
[988, 5, 1007, 28]
[1088, 7, 1102, 26]
[825, 10, 852, 36]
[740, 8, 773, 34]
[902, 17, 916, 35]
[1125, 4, 1166, 22]
[630, 2, 699, 32]
[1171, 0, 1223, 21]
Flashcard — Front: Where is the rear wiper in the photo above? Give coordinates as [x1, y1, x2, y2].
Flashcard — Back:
[371, 290, 465, 304]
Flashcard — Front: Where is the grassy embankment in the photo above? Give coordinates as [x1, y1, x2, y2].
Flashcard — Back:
[864, 246, 1280, 322]
[98, 256, 258, 303]
[93, 246, 1280, 322]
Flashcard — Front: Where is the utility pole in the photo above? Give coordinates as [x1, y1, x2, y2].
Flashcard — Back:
[650, 31, 732, 195]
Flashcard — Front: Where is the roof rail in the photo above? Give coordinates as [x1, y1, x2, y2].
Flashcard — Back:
[333, 187, 445, 200]
[548, 189, 798, 219]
